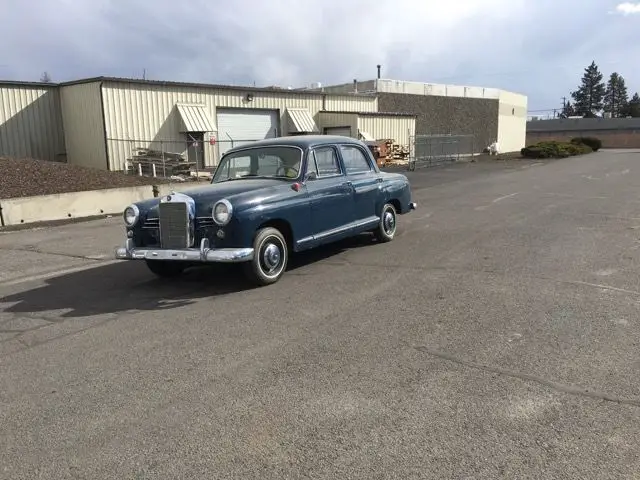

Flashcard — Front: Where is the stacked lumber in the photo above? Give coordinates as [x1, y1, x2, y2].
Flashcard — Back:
[126, 147, 196, 177]
[380, 139, 410, 165]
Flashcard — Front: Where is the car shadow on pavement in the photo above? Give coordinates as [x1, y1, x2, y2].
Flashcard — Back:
[0, 234, 374, 318]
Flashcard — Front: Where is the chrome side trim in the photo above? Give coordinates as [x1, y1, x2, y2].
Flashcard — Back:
[115, 238, 254, 263]
[297, 215, 380, 246]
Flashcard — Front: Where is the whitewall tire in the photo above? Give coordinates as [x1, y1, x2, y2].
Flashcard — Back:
[243, 227, 288, 286]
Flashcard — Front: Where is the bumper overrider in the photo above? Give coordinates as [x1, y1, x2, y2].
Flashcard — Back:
[115, 238, 254, 263]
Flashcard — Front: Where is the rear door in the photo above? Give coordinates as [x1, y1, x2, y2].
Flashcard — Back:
[339, 143, 380, 227]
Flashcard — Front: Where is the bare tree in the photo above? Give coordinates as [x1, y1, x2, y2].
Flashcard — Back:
[40, 71, 52, 83]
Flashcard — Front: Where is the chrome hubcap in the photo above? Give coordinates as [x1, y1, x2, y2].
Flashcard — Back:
[383, 210, 395, 234]
[262, 243, 281, 270]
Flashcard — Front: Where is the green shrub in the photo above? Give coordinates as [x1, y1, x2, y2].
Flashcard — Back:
[521, 140, 592, 159]
[570, 136, 602, 151]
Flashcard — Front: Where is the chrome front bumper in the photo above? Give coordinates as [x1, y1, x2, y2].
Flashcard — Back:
[115, 238, 254, 263]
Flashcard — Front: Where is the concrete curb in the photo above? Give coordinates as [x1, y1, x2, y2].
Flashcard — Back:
[0, 183, 178, 227]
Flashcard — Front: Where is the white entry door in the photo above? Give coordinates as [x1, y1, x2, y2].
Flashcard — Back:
[324, 126, 352, 137]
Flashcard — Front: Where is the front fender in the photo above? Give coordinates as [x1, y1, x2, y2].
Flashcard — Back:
[231, 189, 312, 248]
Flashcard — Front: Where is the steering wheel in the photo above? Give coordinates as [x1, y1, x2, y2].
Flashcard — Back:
[276, 166, 298, 178]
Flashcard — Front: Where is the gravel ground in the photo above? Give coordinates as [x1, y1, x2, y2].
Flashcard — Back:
[0, 157, 174, 199]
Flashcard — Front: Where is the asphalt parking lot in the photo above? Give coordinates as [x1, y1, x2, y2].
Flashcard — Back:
[2, 151, 640, 479]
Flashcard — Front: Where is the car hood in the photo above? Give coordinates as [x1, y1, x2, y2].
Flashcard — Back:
[138, 178, 289, 217]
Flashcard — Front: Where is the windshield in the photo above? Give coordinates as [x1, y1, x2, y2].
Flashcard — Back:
[212, 146, 303, 183]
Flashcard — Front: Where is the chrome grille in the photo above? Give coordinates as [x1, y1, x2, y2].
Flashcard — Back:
[142, 218, 159, 229]
[196, 217, 215, 229]
[158, 202, 190, 248]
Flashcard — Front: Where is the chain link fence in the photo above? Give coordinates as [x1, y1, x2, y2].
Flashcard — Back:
[408, 134, 476, 171]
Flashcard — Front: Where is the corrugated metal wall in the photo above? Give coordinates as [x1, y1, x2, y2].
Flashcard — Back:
[60, 82, 107, 169]
[316, 112, 358, 137]
[0, 84, 65, 162]
[102, 81, 378, 171]
[357, 115, 415, 146]
[497, 90, 528, 153]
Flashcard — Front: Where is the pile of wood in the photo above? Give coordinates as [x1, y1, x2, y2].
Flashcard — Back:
[126, 148, 195, 177]
[378, 139, 410, 166]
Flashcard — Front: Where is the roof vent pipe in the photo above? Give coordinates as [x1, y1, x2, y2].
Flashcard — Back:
[353, 79, 357, 93]
[377, 65, 381, 79]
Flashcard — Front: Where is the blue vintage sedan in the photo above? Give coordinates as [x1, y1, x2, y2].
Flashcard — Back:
[115, 135, 416, 285]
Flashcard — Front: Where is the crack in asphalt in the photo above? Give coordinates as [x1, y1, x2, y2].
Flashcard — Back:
[414, 345, 640, 408]
[0, 246, 105, 262]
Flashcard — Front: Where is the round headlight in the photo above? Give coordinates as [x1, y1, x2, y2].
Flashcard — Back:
[123, 204, 140, 226]
[212, 199, 233, 226]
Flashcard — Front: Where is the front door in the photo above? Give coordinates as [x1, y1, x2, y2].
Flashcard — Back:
[301, 145, 355, 247]
[186, 132, 205, 170]
[338, 143, 380, 228]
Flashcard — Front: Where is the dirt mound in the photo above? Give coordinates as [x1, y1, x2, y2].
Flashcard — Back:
[0, 157, 173, 199]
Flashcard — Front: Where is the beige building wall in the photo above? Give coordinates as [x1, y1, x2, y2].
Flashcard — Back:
[357, 115, 415, 147]
[59, 81, 107, 169]
[0, 83, 65, 162]
[101, 80, 378, 171]
[497, 90, 528, 153]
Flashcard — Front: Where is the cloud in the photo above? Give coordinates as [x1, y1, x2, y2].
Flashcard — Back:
[613, 2, 640, 15]
[0, 0, 639, 112]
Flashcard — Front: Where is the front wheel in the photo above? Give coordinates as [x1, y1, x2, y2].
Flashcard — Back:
[374, 203, 397, 243]
[145, 259, 187, 278]
[243, 227, 288, 286]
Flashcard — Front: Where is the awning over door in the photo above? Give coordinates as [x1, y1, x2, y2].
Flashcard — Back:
[359, 130, 375, 141]
[176, 104, 217, 132]
[285, 107, 320, 133]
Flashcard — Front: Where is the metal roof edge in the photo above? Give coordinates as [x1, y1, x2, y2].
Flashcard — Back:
[320, 110, 417, 118]
[57, 76, 378, 97]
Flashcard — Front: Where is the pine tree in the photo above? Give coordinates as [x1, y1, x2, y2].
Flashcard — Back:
[604, 72, 629, 117]
[570, 61, 606, 117]
[624, 92, 640, 118]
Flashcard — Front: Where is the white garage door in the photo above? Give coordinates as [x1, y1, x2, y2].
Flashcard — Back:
[324, 126, 352, 137]
[216, 108, 280, 156]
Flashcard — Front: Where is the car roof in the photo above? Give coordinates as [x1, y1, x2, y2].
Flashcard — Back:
[223, 135, 366, 154]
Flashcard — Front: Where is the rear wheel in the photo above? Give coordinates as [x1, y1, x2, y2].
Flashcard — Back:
[145, 259, 187, 278]
[374, 203, 397, 243]
[243, 227, 288, 286]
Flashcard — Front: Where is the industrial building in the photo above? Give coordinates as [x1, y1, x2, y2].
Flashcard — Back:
[316, 78, 528, 154]
[0, 75, 528, 173]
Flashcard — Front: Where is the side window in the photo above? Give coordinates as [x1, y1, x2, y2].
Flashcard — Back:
[312, 147, 341, 177]
[306, 153, 318, 176]
[340, 145, 372, 174]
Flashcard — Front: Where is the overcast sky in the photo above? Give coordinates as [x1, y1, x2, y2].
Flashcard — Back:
[2, 0, 639, 112]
